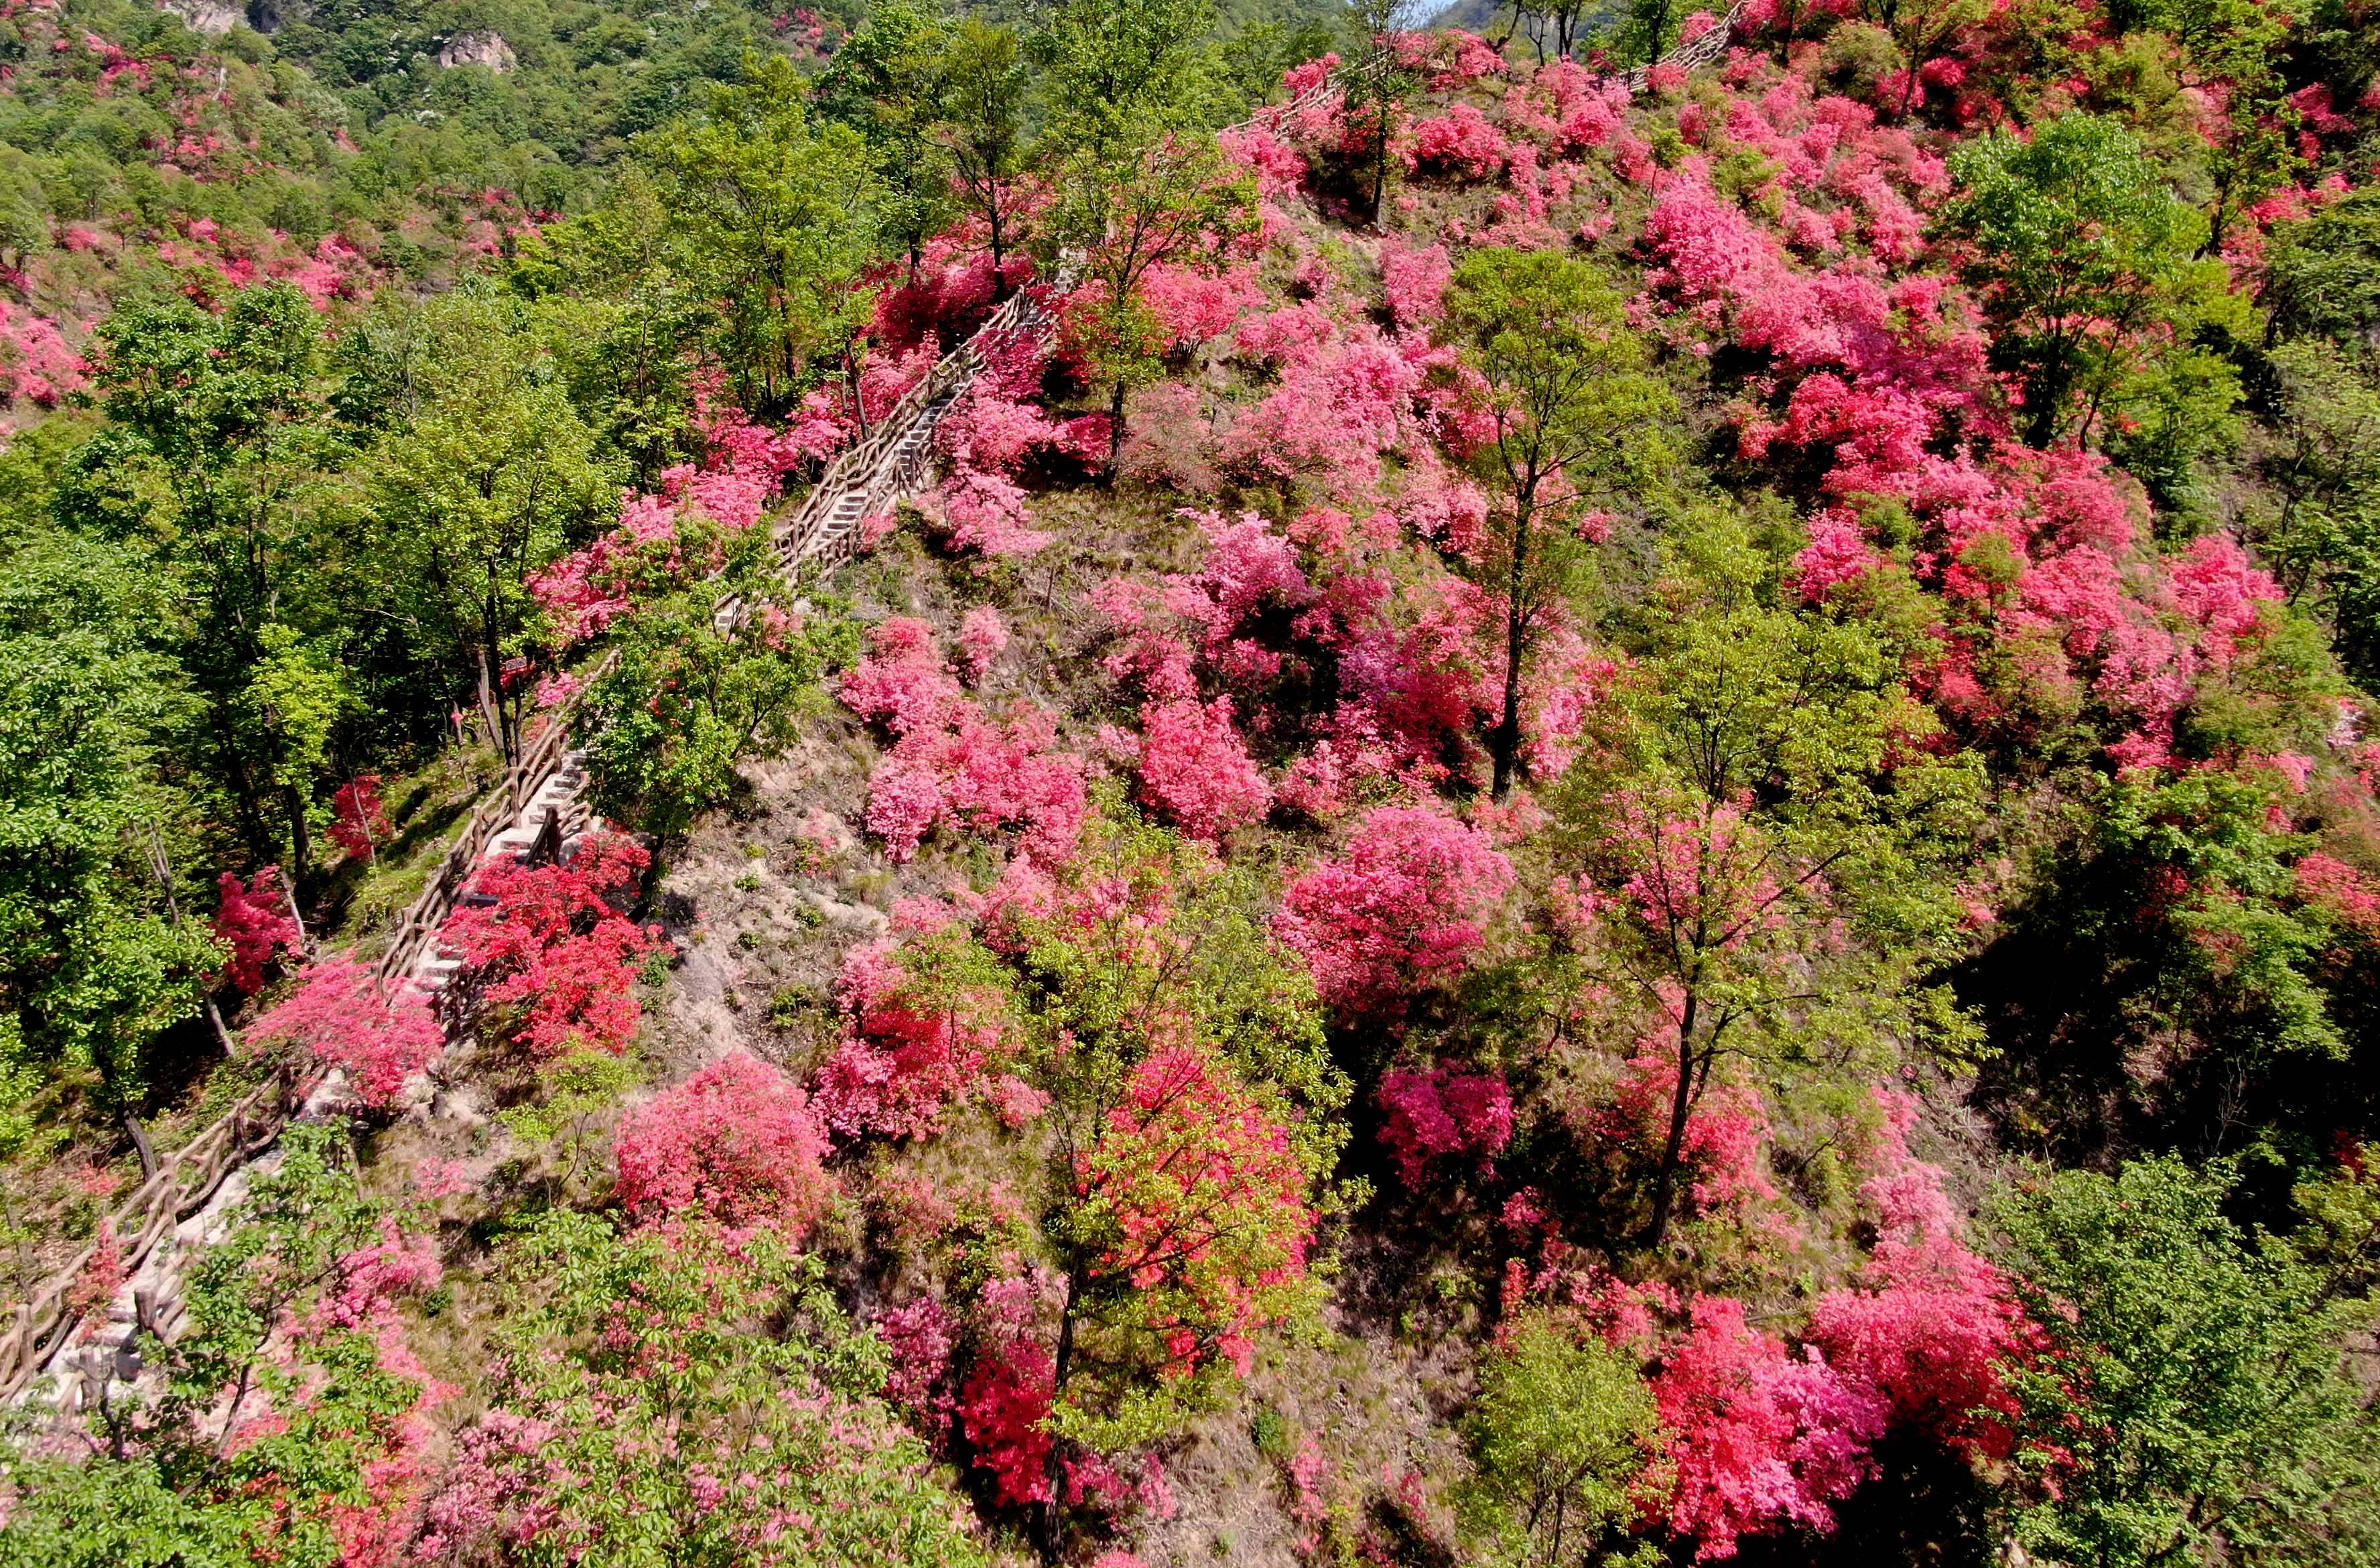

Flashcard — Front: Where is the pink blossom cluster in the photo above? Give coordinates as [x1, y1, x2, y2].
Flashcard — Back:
[612, 1051, 836, 1232]
[1275, 804, 1514, 1021]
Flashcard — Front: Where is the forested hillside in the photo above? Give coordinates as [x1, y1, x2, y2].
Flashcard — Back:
[3, 0, 2380, 1563]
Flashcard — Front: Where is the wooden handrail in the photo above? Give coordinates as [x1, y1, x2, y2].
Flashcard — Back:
[0, 1056, 314, 1402]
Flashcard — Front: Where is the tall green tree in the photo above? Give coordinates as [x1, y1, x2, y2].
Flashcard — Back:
[356, 289, 620, 763]
[1993, 1156, 2380, 1568]
[0, 533, 218, 1160]
[62, 283, 347, 880]
[934, 17, 1035, 292]
[1046, 129, 1254, 471]
[1939, 113, 2237, 448]
[1439, 247, 1674, 801]
[645, 55, 886, 416]
[817, 0, 961, 288]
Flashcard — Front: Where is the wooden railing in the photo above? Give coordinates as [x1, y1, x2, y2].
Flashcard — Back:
[0, 1057, 314, 1402]
[1619, 0, 1749, 90]
[372, 648, 617, 989]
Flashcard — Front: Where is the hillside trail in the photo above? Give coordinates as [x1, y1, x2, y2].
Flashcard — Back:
[15, 11, 1749, 1419]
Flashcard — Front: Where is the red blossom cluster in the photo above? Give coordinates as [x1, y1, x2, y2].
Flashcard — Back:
[213, 866, 300, 994]
[445, 831, 659, 1058]
[247, 957, 444, 1109]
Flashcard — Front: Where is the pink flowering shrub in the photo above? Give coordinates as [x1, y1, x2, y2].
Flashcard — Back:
[1274, 805, 1514, 1020]
[1379, 239, 1453, 330]
[1376, 1066, 1514, 1186]
[1132, 697, 1272, 841]
[214, 866, 299, 994]
[612, 1051, 835, 1232]
[864, 701, 1088, 863]
[842, 617, 964, 735]
[958, 607, 1010, 683]
[248, 958, 444, 1110]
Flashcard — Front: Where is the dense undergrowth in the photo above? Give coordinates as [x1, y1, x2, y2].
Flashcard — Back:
[6, 0, 2380, 1563]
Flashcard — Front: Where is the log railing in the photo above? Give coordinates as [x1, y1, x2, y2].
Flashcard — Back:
[372, 647, 617, 990]
[0, 1057, 314, 1402]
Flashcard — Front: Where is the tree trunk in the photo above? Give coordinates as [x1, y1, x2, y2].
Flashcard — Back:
[1490, 503, 1532, 801]
[1106, 378, 1128, 480]
[989, 204, 1008, 301]
[1035, 1269, 1084, 1563]
[1642, 994, 1700, 1250]
[280, 781, 312, 890]
[122, 1112, 159, 1182]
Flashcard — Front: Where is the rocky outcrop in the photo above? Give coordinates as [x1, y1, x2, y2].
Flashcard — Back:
[161, 0, 242, 34]
[437, 29, 516, 72]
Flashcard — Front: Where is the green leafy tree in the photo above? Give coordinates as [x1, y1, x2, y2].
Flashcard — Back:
[818, 0, 962, 287]
[645, 55, 886, 416]
[576, 515, 858, 838]
[1455, 1311, 1670, 1568]
[2255, 341, 2380, 685]
[933, 18, 1035, 291]
[1033, 0, 1217, 161]
[1440, 247, 1676, 800]
[1940, 113, 2236, 448]
[1047, 130, 1255, 470]
[433, 1212, 992, 1568]
[0, 531, 218, 1155]
[1993, 1155, 2380, 1568]
[357, 288, 620, 763]
[1557, 518, 1984, 1246]
[61, 283, 346, 879]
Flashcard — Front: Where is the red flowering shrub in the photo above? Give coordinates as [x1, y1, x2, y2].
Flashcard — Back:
[1652, 1296, 1889, 1561]
[1376, 1066, 1514, 1186]
[214, 866, 299, 994]
[1806, 1092, 2023, 1455]
[445, 832, 659, 1058]
[962, 1335, 1058, 1506]
[328, 775, 391, 861]
[612, 1052, 835, 1232]
[1403, 103, 1512, 179]
[249, 958, 444, 1109]
[1274, 804, 1514, 1020]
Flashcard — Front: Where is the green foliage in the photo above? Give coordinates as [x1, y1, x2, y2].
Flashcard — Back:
[0, 529, 217, 1118]
[1941, 113, 2237, 450]
[460, 1212, 990, 1568]
[643, 55, 885, 415]
[1455, 1311, 1669, 1568]
[1992, 1155, 2380, 1568]
[63, 283, 350, 877]
[578, 517, 858, 838]
[354, 285, 621, 760]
